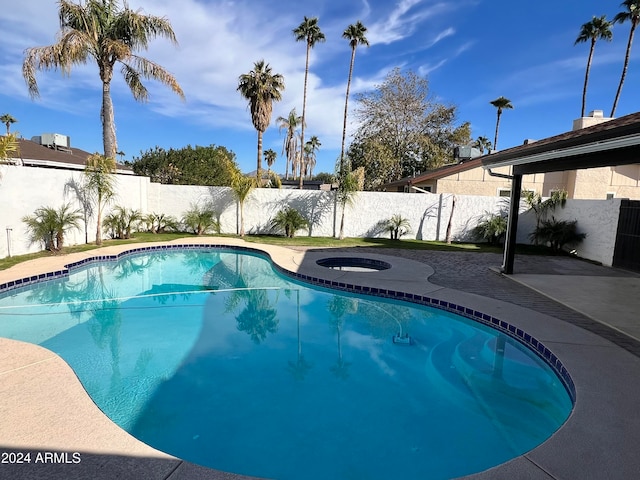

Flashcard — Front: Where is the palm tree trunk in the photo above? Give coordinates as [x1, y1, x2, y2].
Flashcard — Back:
[256, 130, 263, 184]
[96, 195, 103, 246]
[340, 46, 357, 177]
[611, 22, 637, 117]
[101, 79, 117, 159]
[493, 110, 502, 151]
[299, 42, 311, 190]
[582, 40, 596, 118]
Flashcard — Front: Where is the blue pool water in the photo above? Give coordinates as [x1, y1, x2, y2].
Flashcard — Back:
[0, 248, 573, 480]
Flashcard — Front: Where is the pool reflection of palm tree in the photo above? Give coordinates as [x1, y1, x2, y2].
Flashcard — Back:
[225, 258, 279, 344]
[287, 289, 313, 381]
[327, 295, 356, 380]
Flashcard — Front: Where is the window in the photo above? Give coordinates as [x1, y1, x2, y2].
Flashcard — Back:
[606, 192, 615, 200]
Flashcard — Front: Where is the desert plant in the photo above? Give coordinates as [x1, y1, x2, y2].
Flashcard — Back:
[473, 212, 508, 245]
[385, 214, 411, 240]
[270, 207, 309, 238]
[182, 203, 220, 235]
[529, 217, 586, 253]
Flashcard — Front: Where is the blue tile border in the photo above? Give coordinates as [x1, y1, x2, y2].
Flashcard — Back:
[0, 243, 576, 403]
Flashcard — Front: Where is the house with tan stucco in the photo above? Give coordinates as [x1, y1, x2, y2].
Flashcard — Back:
[380, 111, 640, 200]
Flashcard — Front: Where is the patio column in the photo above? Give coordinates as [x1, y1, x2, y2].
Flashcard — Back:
[502, 173, 522, 274]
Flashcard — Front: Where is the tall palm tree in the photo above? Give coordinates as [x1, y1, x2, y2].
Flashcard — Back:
[490, 96, 513, 151]
[237, 60, 285, 183]
[294, 16, 325, 189]
[340, 21, 369, 177]
[264, 148, 277, 176]
[305, 135, 321, 178]
[575, 15, 613, 117]
[22, 0, 185, 160]
[473, 136, 492, 154]
[0, 114, 17, 135]
[611, 0, 640, 117]
[84, 153, 117, 246]
[276, 108, 302, 179]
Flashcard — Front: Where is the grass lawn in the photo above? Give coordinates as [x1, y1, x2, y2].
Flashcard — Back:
[0, 232, 554, 271]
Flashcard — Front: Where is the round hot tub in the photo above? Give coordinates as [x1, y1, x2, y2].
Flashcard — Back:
[316, 256, 391, 272]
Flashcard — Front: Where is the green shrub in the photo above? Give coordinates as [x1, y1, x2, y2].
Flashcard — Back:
[270, 207, 309, 238]
[473, 212, 507, 245]
[182, 204, 220, 235]
[529, 217, 586, 253]
[103, 206, 142, 239]
[22, 203, 82, 251]
[385, 214, 411, 240]
[144, 212, 179, 234]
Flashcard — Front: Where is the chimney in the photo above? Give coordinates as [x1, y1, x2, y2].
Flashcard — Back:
[572, 110, 613, 131]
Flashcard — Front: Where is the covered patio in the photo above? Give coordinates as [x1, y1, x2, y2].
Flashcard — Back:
[481, 111, 640, 274]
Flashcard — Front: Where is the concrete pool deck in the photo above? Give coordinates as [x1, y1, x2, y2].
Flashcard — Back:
[1, 238, 639, 479]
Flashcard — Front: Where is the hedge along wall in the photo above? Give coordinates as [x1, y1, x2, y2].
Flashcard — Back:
[0, 165, 622, 266]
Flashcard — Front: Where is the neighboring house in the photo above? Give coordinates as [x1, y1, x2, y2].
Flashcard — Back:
[1, 134, 132, 175]
[380, 111, 640, 200]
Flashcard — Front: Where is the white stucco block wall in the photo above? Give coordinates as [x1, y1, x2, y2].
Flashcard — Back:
[552, 198, 622, 266]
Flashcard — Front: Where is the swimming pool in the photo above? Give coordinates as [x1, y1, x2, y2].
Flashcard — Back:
[0, 246, 573, 480]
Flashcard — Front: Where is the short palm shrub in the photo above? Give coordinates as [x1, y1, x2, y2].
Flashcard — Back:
[144, 212, 179, 234]
[103, 206, 142, 239]
[529, 217, 586, 253]
[182, 204, 220, 235]
[22, 203, 82, 251]
[270, 207, 309, 238]
[385, 214, 411, 240]
[473, 212, 507, 245]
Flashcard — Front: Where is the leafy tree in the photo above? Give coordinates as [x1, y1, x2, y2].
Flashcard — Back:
[22, 203, 81, 251]
[270, 207, 309, 237]
[237, 60, 285, 183]
[84, 153, 117, 245]
[131, 145, 239, 185]
[312, 172, 335, 184]
[611, 0, 640, 117]
[340, 21, 369, 177]
[182, 203, 220, 235]
[276, 108, 302, 179]
[231, 175, 256, 236]
[575, 15, 613, 117]
[294, 16, 325, 189]
[0, 114, 17, 135]
[23, 0, 184, 159]
[490, 96, 513, 150]
[350, 68, 470, 189]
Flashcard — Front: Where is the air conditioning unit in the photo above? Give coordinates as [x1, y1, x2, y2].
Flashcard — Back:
[40, 133, 71, 149]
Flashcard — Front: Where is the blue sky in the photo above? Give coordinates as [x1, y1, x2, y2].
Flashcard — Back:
[0, 0, 638, 176]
